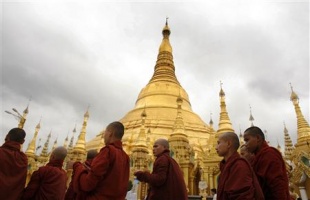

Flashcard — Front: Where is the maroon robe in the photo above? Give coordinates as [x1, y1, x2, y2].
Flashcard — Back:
[135, 150, 188, 200]
[217, 152, 264, 200]
[72, 140, 129, 200]
[0, 141, 27, 200]
[65, 159, 93, 200]
[253, 141, 290, 200]
[22, 159, 67, 200]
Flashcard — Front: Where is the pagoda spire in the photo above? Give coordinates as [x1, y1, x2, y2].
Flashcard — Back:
[40, 131, 51, 157]
[37, 130, 52, 166]
[276, 139, 282, 154]
[170, 95, 187, 138]
[134, 108, 148, 147]
[25, 120, 41, 158]
[283, 122, 294, 161]
[168, 96, 190, 187]
[289, 83, 310, 148]
[148, 19, 180, 85]
[51, 137, 58, 152]
[72, 108, 90, 161]
[249, 105, 255, 127]
[217, 81, 234, 135]
[63, 131, 69, 149]
[69, 125, 76, 149]
[239, 125, 244, 146]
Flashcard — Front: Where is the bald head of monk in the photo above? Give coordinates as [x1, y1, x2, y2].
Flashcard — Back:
[153, 139, 169, 157]
[216, 132, 240, 161]
[50, 146, 67, 161]
[87, 149, 98, 160]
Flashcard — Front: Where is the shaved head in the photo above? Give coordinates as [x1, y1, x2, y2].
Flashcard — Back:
[155, 139, 169, 149]
[51, 146, 67, 160]
[220, 132, 240, 150]
[87, 149, 98, 160]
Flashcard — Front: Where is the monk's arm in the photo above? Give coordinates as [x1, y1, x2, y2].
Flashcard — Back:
[136, 157, 169, 187]
[260, 151, 288, 199]
[74, 147, 110, 192]
[22, 170, 41, 200]
[225, 160, 254, 200]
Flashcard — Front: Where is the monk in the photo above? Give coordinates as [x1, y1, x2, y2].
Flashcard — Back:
[244, 126, 290, 200]
[65, 149, 98, 200]
[216, 132, 264, 200]
[0, 128, 27, 200]
[22, 146, 68, 200]
[240, 144, 255, 164]
[134, 139, 188, 200]
[71, 121, 130, 200]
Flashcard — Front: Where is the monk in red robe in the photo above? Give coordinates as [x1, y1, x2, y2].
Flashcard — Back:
[134, 139, 188, 200]
[22, 146, 68, 200]
[65, 149, 98, 200]
[216, 132, 264, 200]
[244, 126, 290, 200]
[71, 121, 130, 200]
[0, 128, 27, 200]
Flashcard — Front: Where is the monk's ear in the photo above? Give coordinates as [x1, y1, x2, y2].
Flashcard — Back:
[226, 140, 232, 148]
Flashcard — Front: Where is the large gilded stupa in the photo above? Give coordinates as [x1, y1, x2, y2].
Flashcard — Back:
[86, 21, 234, 197]
[19, 20, 309, 199]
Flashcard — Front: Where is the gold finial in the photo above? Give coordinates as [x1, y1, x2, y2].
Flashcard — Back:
[219, 81, 225, 97]
[249, 105, 254, 126]
[209, 112, 213, 125]
[289, 82, 299, 102]
[166, 17, 169, 25]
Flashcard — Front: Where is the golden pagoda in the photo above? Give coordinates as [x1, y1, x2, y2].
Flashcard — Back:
[288, 84, 310, 199]
[86, 21, 213, 194]
[283, 122, 295, 161]
[25, 120, 41, 185]
[37, 131, 52, 167]
[71, 108, 90, 162]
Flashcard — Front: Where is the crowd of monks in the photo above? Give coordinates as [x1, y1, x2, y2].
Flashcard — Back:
[0, 123, 294, 200]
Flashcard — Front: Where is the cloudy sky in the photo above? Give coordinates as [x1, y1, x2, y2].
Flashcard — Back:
[1, 1, 309, 153]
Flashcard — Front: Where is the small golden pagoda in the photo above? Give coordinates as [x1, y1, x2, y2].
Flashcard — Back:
[288, 84, 310, 199]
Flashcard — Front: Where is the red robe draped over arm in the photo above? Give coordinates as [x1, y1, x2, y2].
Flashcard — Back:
[72, 141, 129, 200]
[253, 142, 290, 200]
[135, 150, 188, 200]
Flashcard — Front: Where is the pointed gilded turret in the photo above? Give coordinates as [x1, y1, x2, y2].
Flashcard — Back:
[63, 133, 69, 149]
[283, 123, 294, 161]
[239, 125, 244, 146]
[52, 137, 58, 152]
[134, 108, 148, 148]
[25, 120, 41, 176]
[217, 82, 234, 135]
[25, 120, 41, 159]
[289, 84, 310, 149]
[149, 19, 179, 85]
[169, 95, 190, 160]
[38, 131, 52, 166]
[168, 96, 191, 188]
[249, 105, 255, 127]
[72, 108, 90, 161]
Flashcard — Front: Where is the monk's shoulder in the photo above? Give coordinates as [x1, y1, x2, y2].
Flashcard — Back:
[154, 154, 170, 166]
